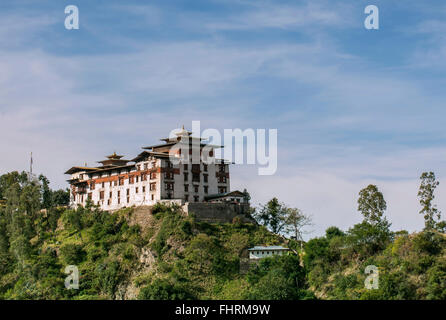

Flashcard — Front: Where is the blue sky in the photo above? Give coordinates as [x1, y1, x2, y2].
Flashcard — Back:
[1, 0, 446, 237]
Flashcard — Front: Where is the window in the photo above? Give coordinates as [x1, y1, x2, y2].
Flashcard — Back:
[204, 186, 208, 194]
[150, 183, 156, 191]
[136, 176, 139, 183]
[129, 176, 134, 184]
[136, 187, 139, 193]
[203, 174, 208, 183]
[184, 164, 188, 170]
[119, 177, 124, 186]
[203, 164, 208, 172]
[142, 173, 147, 181]
[184, 172, 188, 181]
[144, 163, 148, 170]
[166, 161, 173, 168]
[150, 172, 157, 180]
[126, 189, 130, 196]
[102, 182, 105, 188]
[142, 186, 146, 193]
[192, 173, 200, 182]
[152, 194, 155, 200]
[184, 184, 189, 192]
[185, 195, 189, 202]
[165, 183, 174, 191]
[192, 164, 200, 172]
[118, 191, 120, 197]
[109, 192, 112, 198]
[194, 196, 199, 202]
[219, 187, 227, 193]
[90, 182, 95, 190]
[219, 165, 225, 172]
[109, 181, 112, 187]
[79, 174, 84, 180]
[137, 165, 141, 171]
[194, 185, 199, 193]
[88, 193, 92, 200]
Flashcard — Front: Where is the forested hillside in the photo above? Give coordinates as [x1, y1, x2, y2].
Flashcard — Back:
[0, 171, 445, 299]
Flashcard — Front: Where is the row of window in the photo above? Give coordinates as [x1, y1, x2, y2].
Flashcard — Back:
[98, 184, 157, 200]
[90, 173, 159, 190]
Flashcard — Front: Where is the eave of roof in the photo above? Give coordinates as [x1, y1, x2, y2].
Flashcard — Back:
[131, 151, 171, 162]
[204, 190, 244, 200]
[64, 167, 99, 174]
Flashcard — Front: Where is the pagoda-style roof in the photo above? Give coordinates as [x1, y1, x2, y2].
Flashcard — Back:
[89, 163, 135, 174]
[64, 166, 99, 175]
[97, 152, 131, 167]
[132, 151, 171, 163]
[105, 152, 125, 160]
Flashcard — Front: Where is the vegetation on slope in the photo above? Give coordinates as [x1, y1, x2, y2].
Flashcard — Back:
[0, 170, 445, 300]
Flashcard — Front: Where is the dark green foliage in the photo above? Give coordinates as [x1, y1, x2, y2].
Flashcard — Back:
[138, 278, 195, 300]
[346, 220, 392, 257]
[253, 198, 288, 234]
[361, 272, 417, 300]
[247, 255, 313, 300]
[94, 260, 122, 298]
[426, 258, 446, 299]
[412, 231, 444, 255]
[304, 237, 329, 269]
[60, 244, 86, 265]
[325, 226, 345, 240]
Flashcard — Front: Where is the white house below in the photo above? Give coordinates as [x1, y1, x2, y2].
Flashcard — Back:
[248, 246, 289, 260]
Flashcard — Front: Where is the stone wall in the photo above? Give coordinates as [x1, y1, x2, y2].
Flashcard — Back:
[182, 202, 255, 224]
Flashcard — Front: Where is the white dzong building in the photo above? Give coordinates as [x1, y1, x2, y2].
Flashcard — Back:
[65, 128, 232, 211]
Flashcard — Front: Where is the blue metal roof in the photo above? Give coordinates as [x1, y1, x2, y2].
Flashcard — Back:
[248, 246, 288, 251]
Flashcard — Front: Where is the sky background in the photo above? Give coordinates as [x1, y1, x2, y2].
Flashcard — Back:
[1, 0, 446, 238]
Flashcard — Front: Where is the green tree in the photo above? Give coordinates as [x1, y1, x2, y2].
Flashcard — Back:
[39, 175, 52, 209]
[325, 226, 345, 240]
[283, 207, 311, 241]
[52, 189, 70, 207]
[254, 198, 288, 234]
[418, 172, 442, 231]
[357, 184, 387, 225]
[138, 278, 195, 300]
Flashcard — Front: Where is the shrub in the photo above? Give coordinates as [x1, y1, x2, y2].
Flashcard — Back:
[426, 258, 446, 299]
[59, 243, 86, 265]
[138, 278, 195, 300]
[413, 232, 443, 255]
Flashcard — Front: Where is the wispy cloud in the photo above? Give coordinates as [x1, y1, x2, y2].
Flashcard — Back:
[1, 1, 445, 236]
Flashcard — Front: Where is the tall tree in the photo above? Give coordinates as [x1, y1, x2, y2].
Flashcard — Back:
[357, 184, 387, 225]
[254, 198, 288, 234]
[284, 208, 312, 241]
[418, 172, 442, 231]
[39, 175, 52, 209]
